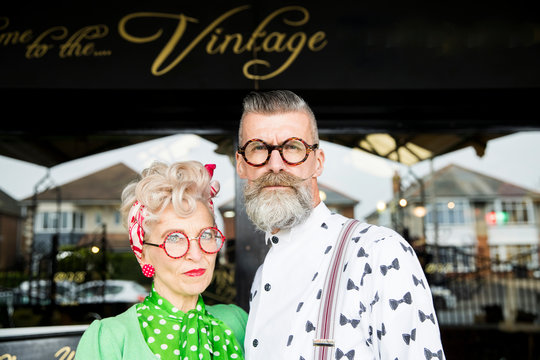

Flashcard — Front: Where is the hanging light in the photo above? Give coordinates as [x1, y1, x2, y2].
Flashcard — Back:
[413, 206, 427, 218]
[399, 198, 408, 207]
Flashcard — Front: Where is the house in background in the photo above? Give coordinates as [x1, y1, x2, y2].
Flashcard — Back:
[0, 188, 22, 270]
[21, 163, 139, 258]
[367, 164, 540, 270]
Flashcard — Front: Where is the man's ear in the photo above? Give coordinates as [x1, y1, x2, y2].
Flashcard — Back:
[314, 148, 325, 177]
[236, 152, 248, 179]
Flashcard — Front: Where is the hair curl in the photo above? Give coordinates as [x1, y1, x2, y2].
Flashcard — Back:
[120, 160, 213, 236]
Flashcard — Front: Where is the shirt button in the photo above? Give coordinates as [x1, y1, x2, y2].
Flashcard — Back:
[264, 283, 271, 291]
[253, 339, 259, 347]
[271, 236, 279, 244]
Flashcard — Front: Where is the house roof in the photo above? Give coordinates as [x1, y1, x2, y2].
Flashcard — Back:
[0, 188, 20, 216]
[404, 164, 540, 200]
[27, 163, 139, 202]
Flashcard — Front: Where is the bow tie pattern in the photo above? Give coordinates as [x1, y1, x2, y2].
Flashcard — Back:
[358, 301, 367, 317]
[370, 291, 380, 310]
[356, 247, 369, 258]
[419, 310, 436, 324]
[376, 323, 386, 340]
[347, 278, 359, 291]
[360, 263, 372, 285]
[305, 320, 316, 333]
[402, 328, 417, 344]
[336, 349, 355, 360]
[340, 313, 360, 328]
[380, 258, 400, 275]
[389, 291, 412, 310]
[400, 242, 414, 255]
[424, 348, 444, 360]
[412, 274, 426, 289]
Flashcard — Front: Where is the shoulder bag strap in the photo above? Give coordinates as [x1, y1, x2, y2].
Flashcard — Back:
[313, 219, 360, 360]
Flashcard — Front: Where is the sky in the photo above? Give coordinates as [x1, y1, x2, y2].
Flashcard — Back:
[1, 131, 540, 221]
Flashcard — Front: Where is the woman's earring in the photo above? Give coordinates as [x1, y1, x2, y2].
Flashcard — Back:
[142, 264, 155, 278]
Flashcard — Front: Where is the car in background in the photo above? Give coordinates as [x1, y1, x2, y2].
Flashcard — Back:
[431, 285, 457, 310]
[75, 279, 148, 304]
[14, 280, 77, 305]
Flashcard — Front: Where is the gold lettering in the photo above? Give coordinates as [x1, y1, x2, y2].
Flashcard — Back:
[0, 354, 17, 360]
[308, 31, 327, 51]
[55, 346, 75, 360]
[59, 25, 108, 58]
[0, 18, 33, 46]
[25, 26, 67, 58]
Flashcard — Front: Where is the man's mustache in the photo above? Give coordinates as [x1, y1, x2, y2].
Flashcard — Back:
[253, 171, 305, 188]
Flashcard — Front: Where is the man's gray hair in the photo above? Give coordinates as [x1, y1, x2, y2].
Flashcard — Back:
[239, 90, 319, 145]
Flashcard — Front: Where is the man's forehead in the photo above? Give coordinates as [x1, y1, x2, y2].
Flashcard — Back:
[241, 111, 313, 141]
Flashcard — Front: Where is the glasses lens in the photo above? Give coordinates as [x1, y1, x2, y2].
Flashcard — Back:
[198, 228, 224, 253]
[244, 140, 269, 165]
[282, 138, 308, 164]
[164, 232, 188, 257]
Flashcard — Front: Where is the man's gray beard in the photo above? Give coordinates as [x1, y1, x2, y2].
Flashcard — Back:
[243, 172, 313, 233]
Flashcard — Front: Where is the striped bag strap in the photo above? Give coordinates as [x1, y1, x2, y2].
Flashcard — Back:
[313, 219, 360, 360]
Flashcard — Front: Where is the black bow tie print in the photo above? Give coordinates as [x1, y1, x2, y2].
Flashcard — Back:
[400, 242, 414, 255]
[376, 323, 386, 340]
[424, 348, 443, 360]
[419, 310, 436, 324]
[340, 314, 360, 328]
[352, 236, 360, 243]
[305, 320, 316, 332]
[360, 225, 371, 234]
[402, 328, 417, 345]
[358, 301, 367, 317]
[370, 291, 380, 310]
[347, 278, 359, 291]
[412, 274, 426, 289]
[380, 258, 400, 275]
[336, 349, 355, 360]
[356, 247, 368, 257]
[389, 291, 412, 310]
[360, 263, 372, 285]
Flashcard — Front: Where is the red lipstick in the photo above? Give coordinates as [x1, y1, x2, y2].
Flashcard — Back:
[184, 268, 206, 277]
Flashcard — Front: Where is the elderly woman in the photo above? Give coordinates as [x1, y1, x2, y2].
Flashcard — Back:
[75, 161, 246, 359]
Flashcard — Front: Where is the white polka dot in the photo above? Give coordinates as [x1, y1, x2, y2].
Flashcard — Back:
[154, 306, 160, 309]
[182, 340, 187, 348]
[190, 345, 198, 351]
[199, 354, 203, 360]
[154, 329, 161, 334]
[231, 354, 238, 359]
[148, 315, 154, 321]
[213, 335, 220, 341]
[225, 329, 232, 335]
[201, 327, 207, 334]
[173, 324, 180, 331]
[142, 321, 148, 328]
[156, 354, 161, 359]
[173, 349, 180, 355]
[204, 344, 211, 351]
[182, 325, 187, 332]
[188, 313, 195, 319]
[196, 304, 202, 311]
[167, 334, 174, 340]
[159, 319, 166, 325]
[226, 339, 230, 345]
[172, 307, 179, 312]
[161, 344, 167, 350]
[214, 351, 220, 356]
[188, 328, 196, 334]
[148, 337, 155, 343]
[211, 321, 218, 326]
[158, 299, 163, 305]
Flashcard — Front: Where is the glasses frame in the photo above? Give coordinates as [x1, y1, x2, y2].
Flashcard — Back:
[143, 226, 226, 259]
[237, 137, 319, 167]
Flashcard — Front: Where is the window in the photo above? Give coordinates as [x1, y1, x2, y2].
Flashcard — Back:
[114, 211, 121, 225]
[38, 211, 84, 231]
[426, 200, 467, 225]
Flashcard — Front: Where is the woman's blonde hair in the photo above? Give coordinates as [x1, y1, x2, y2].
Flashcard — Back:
[120, 160, 214, 236]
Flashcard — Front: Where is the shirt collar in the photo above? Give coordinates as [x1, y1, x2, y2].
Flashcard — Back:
[264, 202, 331, 245]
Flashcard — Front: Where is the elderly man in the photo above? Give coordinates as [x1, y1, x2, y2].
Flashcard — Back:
[236, 90, 445, 360]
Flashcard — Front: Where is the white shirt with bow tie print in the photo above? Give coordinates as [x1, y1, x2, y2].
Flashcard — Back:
[244, 202, 446, 360]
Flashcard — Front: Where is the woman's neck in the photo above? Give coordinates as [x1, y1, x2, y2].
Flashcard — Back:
[153, 280, 199, 313]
